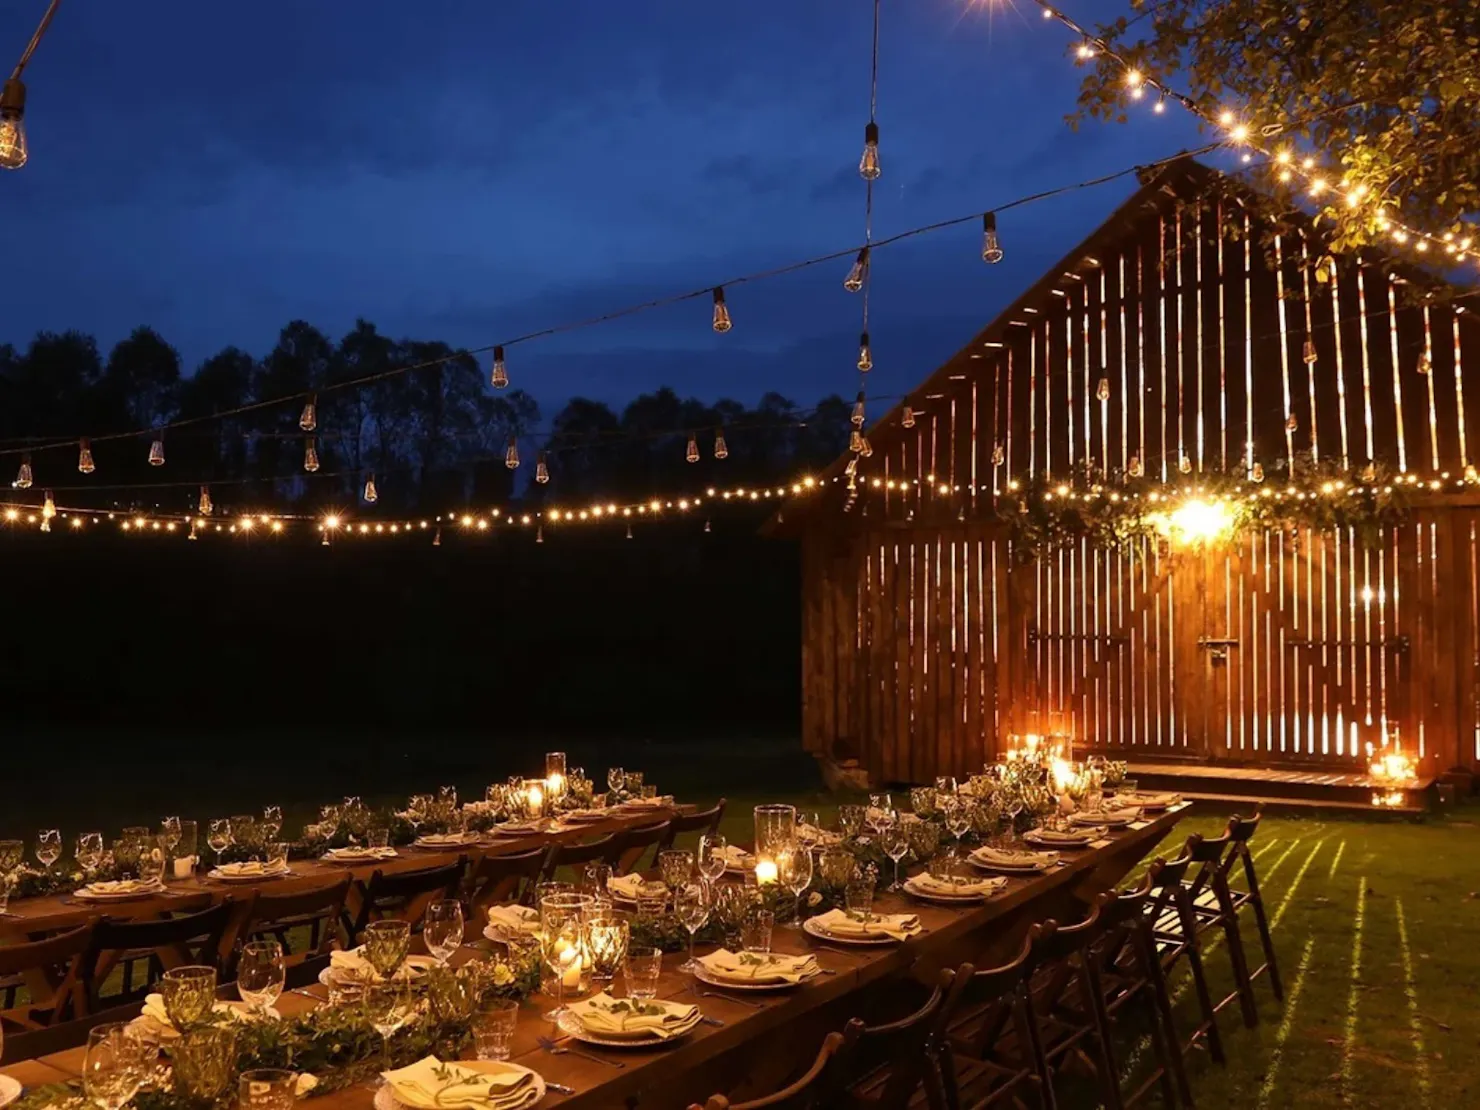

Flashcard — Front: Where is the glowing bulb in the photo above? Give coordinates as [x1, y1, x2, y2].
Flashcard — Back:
[1286, 413, 1298, 433]
[1250, 461, 1265, 483]
[1130, 85, 1144, 100]
[1167, 497, 1233, 545]
[844, 247, 869, 292]
[1153, 95, 1165, 113]
[505, 435, 520, 470]
[0, 79, 28, 170]
[299, 396, 317, 432]
[991, 444, 1004, 467]
[849, 429, 864, 454]
[711, 287, 732, 333]
[1096, 377, 1110, 402]
[1393, 229, 1409, 244]
[491, 345, 508, 389]
[684, 433, 700, 464]
[535, 451, 550, 484]
[713, 430, 728, 460]
[859, 120, 880, 181]
[303, 437, 320, 473]
[1229, 123, 1249, 143]
[1126, 68, 1143, 88]
[198, 485, 213, 515]
[1127, 454, 1143, 478]
[1308, 178, 1326, 197]
[13, 455, 32, 490]
[981, 211, 1004, 264]
[1417, 352, 1432, 375]
[1076, 43, 1094, 59]
[41, 490, 55, 519]
[1218, 109, 1235, 126]
[363, 474, 378, 503]
[239, 516, 254, 531]
[325, 514, 341, 530]
[1178, 453, 1192, 474]
[901, 405, 915, 429]
[1275, 150, 1292, 164]
[1278, 169, 1293, 183]
[859, 435, 873, 459]
[1415, 239, 1428, 253]
[857, 330, 873, 372]
[149, 437, 165, 467]
[852, 392, 866, 427]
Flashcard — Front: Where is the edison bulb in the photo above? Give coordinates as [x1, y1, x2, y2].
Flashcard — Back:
[1179, 453, 1192, 474]
[857, 331, 872, 372]
[1285, 413, 1298, 433]
[852, 392, 866, 427]
[1417, 352, 1432, 376]
[981, 212, 1004, 264]
[901, 405, 915, 429]
[991, 444, 1005, 467]
[1250, 461, 1265, 483]
[1127, 454, 1143, 478]
[711, 288, 732, 333]
[713, 431, 728, 460]
[535, 452, 550, 484]
[363, 474, 378, 503]
[1303, 338, 1318, 365]
[850, 429, 864, 454]
[491, 345, 508, 389]
[0, 79, 27, 170]
[148, 438, 165, 466]
[844, 248, 869, 292]
[1096, 377, 1110, 402]
[198, 485, 213, 516]
[504, 435, 520, 469]
[299, 397, 317, 432]
[686, 433, 700, 464]
[41, 490, 55, 519]
[78, 439, 95, 474]
[303, 438, 320, 473]
[859, 121, 880, 181]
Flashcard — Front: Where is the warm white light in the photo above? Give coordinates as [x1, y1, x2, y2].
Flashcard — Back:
[324, 514, 341, 529]
[1165, 498, 1233, 545]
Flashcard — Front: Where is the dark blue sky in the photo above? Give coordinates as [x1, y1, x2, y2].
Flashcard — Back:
[0, 0, 1203, 413]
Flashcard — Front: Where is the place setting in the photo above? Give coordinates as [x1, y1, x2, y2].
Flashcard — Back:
[322, 921, 437, 989]
[901, 855, 1008, 904]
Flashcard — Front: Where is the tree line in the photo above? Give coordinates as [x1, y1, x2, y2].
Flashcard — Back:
[0, 320, 853, 511]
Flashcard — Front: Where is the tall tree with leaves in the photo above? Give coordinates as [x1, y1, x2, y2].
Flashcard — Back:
[1075, 0, 1478, 251]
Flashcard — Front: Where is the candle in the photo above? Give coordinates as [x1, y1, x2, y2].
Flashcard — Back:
[557, 942, 583, 990]
[754, 858, 779, 886]
[1050, 758, 1074, 791]
[546, 772, 565, 798]
[527, 784, 544, 812]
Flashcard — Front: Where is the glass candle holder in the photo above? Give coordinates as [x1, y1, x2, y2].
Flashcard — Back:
[238, 1068, 298, 1110]
[753, 804, 798, 859]
[585, 914, 630, 982]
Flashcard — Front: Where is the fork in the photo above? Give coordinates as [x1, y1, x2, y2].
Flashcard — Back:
[686, 986, 765, 1009]
[537, 1035, 626, 1069]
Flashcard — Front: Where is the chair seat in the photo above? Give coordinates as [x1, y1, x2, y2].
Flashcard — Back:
[944, 1051, 1035, 1110]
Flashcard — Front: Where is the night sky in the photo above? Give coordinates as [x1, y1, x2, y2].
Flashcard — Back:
[0, 0, 1203, 413]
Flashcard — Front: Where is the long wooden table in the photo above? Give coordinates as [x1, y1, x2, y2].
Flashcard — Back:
[2, 804, 1188, 1110]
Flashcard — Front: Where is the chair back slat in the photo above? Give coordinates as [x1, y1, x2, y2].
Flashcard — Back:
[948, 936, 1031, 1063]
[466, 847, 546, 912]
[657, 800, 727, 853]
[231, 877, 352, 975]
[614, 821, 671, 875]
[836, 968, 957, 1110]
[350, 859, 466, 940]
[83, 899, 236, 1010]
[0, 920, 97, 1027]
[536, 835, 622, 888]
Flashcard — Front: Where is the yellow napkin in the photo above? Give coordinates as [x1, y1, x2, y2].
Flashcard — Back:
[1073, 808, 1139, 826]
[908, 873, 1005, 897]
[329, 947, 424, 982]
[139, 995, 269, 1036]
[1117, 792, 1180, 809]
[697, 949, 818, 984]
[325, 846, 395, 860]
[566, 992, 698, 1039]
[486, 905, 540, 935]
[797, 824, 840, 847]
[971, 846, 1058, 868]
[417, 833, 474, 847]
[1028, 827, 1095, 845]
[81, 878, 161, 896]
[810, 908, 921, 940]
[383, 1057, 534, 1110]
[606, 873, 652, 901]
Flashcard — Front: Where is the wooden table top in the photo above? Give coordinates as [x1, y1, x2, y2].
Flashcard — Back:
[0, 805, 689, 938]
[0, 803, 1189, 1110]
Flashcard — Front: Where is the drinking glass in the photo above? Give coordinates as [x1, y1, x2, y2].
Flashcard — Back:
[658, 849, 694, 888]
[367, 826, 390, 850]
[935, 776, 958, 796]
[177, 820, 199, 866]
[237, 940, 286, 1013]
[540, 902, 584, 1022]
[673, 882, 709, 972]
[207, 819, 233, 868]
[881, 820, 911, 892]
[697, 834, 727, 885]
[363, 920, 411, 979]
[424, 900, 465, 964]
[473, 999, 519, 1061]
[362, 978, 413, 1070]
[173, 1025, 236, 1101]
[624, 771, 644, 794]
[779, 848, 814, 927]
[944, 799, 972, 850]
[818, 848, 857, 888]
[267, 842, 289, 872]
[0, 839, 23, 876]
[586, 914, 629, 982]
[866, 795, 894, 838]
[76, 831, 105, 874]
[83, 1023, 148, 1110]
[231, 816, 258, 851]
[36, 828, 61, 871]
[137, 840, 167, 886]
[740, 909, 774, 954]
[238, 1068, 297, 1110]
[160, 966, 217, 1033]
[634, 881, 669, 920]
[160, 816, 182, 857]
[836, 805, 865, 840]
[606, 767, 625, 795]
[753, 803, 797, 859]
[0, 872, 12, 916]
[844, 875, 875, 923]
[622, 947, 663, 1000]
[260, 806, 283, 841]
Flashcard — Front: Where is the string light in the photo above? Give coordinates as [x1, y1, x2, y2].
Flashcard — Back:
[844, 248, 869, 292]
[504, 435, 520, 470]
[491, 346, 508, 389]
[852, 392, 867, 426]
[856, 331, 873, 372]
[77, 438, 94, 474]
[859, 121, 881, 181]
[303, 437, 320, 473]
[198, 485, 213, 515]
[901, 405, 915, 429]
[14, 453, 32, 489]
[299, 395, 317, 432]
[981, 212, 1004, 263]
[711, 287, 732, 333]
[41, 489, 54, 519]
[0, 78, 27, 169]
[148, 436, 165, 467]
[686, 433, 700, 464]
[535, 451, 550, 484]
[713, 430, 729, 460]
[363, 473, 378, 503]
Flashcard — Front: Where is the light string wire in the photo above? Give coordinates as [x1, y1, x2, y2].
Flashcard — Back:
[0, 143, 1227, 464]
[10, 0, 61, 80]
[1034, 0, 1477, 267]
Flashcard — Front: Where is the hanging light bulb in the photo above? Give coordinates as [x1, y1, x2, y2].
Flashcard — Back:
[859, 121, 881, 180]
[991, 444, 1005, 467]
[981, 212, 1004, 264]
[39, 516, 49, 533]
[850, 429, 865, 454]
[14, 454, 32, 489]
[1179, 452, 1192, 474]
[1361, 461, 1377, 482]
[686, 433, 700, 464]
[188, 520, 199, 541]
[1466, 464, 1479, 484]
[713, 430, 728, 460]
[845, 456, 858, 479]
[148, 436, 165, 467]
[363, 473, 378, 503]
[304, 437, 320, 472]
[711, 288, 732, 333]
[433, 526, 442, 546]
[1250, 461, 1266, 483]
[491, 346, 508, 389]
[535, 524, 544, 544]
[625, 522, 633, 540]
[1286, 413, 1299, 433]
[1096, 377, 1110, 402]
[77, 438, 95, 474]
[535, 451, 550, 484]
[852, 391, 866, 426]
[1127, 454, 1144, 478]
[1303, 338, 1318, 365]
[198, 485, 213, 516]
[0, 79, 27, 170]
[859, 435, 873, 458]
[844, 248, 869, 292]
[1417, 351, 1432, 375]
[1018, 497, 1028, 514]
[41, 490, 54, 519]
[505, 435, 520, 469]
[857, 331, 873, 372]
[901, 405, 915, 429]
[299, 395, 317, 432]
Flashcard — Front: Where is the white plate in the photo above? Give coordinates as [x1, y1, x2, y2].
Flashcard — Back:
[801, 916, 911, 946]
[0, 1074, 23, 1109]
[208, 866, 293, 883]
[555, 1008, 701, 1048]
[319, 955, 436, 988]
[562, 810, 612, 823]
[373, 1061, 545, 1110]
[321, 849, 398, 864]
[901, 877, 1002, 904]
[692, 963, 820, 991]
[495, 822, 544, 835]
[1023, 831, 1095, 849]
[1072, 811, 1137, 828]
[73, 882, 167, 903]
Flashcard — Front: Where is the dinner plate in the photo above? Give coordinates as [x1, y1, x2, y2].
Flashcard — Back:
[482, 923, 538, 944]
[801, 916, 909, 946]
[967, 851, 1052, 874]
[413, 835, 480, 849]
[1023, 830, 1096, 849]
[319, 955, 436, 988]
[495, 821, 544, 835]
[73, 882, 168, 903]
[208, 866, 293, 883]
[562, 810, 612, 823]
[692, 963, 820, 991]
[902, 876, 1002, 904]
[555, 1008, 700, 1048]
[1073, 811, 1137, 828]
[373, 1061, 545, 1110]
[0, 1074, 23, 1109]
[321, 848, 398, 864]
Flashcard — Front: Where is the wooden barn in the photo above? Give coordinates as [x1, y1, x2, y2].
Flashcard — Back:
[779, 157, 1480, 806]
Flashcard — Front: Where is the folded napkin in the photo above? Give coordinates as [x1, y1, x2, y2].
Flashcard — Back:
[325, 846, 396, 860]
[486, 904, 540, 935]
[717, 845, 756, 868]
[606, 873, 654, 901]
[384, 1057, 535, 1110]
[79, 878, 162, 896]
[970, 846, 1058, 869]
[567, 992, 698, 1039]
[1027, 827, 1095, 845]
[619, 796, 666, 807]
[329, 947, 423, 982]
[810, 908, 921, 941]
[417, 833, 475, 847]
[697, 949, 818, 984]
[796, 824, 841, 847]
[908, 873, 1005, 898]
[216, 860, 290, 877]
[139, 995, 268, 1036]
[1116, 791, 1180, 809]
[1073, 808, 1139, 826]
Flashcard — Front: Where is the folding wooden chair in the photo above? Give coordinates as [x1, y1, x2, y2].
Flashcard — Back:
[1142, 845, 1225, 1064]
[82, 898, 236, 1010]
[0, 919, 96, 1030]
[536, 835, 623, 888]
[465, 847, 546, 912]
[613, 820, 671, 875]
[938, 939, 1042, 1110]
[656, 799, 727, 853]
[688, 1031, 847, 1110]
[229, 877, 352, 986]
[346, 858, 466, 942]
[835, 967, 960, 1110]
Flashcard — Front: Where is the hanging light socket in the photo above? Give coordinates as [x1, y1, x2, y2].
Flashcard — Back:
[844, 247, 870, 292]
[981, 212, 1004, 263]
[857, 331, 873, 372]
[711, 288, 732, 333]
[491, 346, 508, 389]
[504, 434, 520, 469]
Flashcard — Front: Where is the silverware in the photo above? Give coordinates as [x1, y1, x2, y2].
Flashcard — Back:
[699, 1015, 725, 1027]
[289, 987, 325, 1000]
[537, 1035, 626, 1069]
[687, 986, 764, 1009]
[545, 1082, 576, 1095]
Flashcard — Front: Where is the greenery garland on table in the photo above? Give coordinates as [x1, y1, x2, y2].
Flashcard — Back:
[997, 456, 1409, 562]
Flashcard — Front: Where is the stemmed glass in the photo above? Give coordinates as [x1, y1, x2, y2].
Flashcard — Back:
[439, 785, 458, 808]
[236, 940, 286, 1014]
[607, 767, 625, 797]
[160, 817, 182, 859]
[363, 978, 413, 1073]
[206, 820, 233, 869]
[539, 901, 584, 1023]
[837, 805, 865, 840]
[866, 794, 894, 838]
[674, 882, 709, 972]
[881, 819, 910, 892]
[424, 900, 465, 965]
[261, 806, 283, 841]
[76, 832, 104, 875]
[36, 829, 61, 871]
[779, 847, 814, 926]
[82, 1024, 149, 1110]
[363, 920, 411, 980]
[658, 850, 694, 888]
[160, 966, 218, 1033]
[696, 834, 727, 888]
[943, 798, 972, 854]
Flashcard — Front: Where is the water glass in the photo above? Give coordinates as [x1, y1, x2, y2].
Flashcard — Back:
[818, 848, 857, 888]
[160, 817, 182, 855]
[622, 947, 663, 1000]
[657, 850, 694, 888]
[740, 909, 774, 954]
[83, 1024, 149, 1110]
[697, 834, 728, 885]
[634, 881, 669, 920]
[267, 842, 290, 871]
[137, 841, 167, 885]
[673, 882, 709, 971]
[473, 999, 519, 1061]
[581, 860, 613, 902]
[172, 1025, 236, 1101]
[844, 876, 875, 922]
[238, 1068, 297, 1110]
[237, 941, 286, 1012]
[0, 871, 12, 916]
[367, 826, 390, 850]
[836, 805, 865, 839]
[160, 966, 217, 1032]
[0, 839, 23, 875]
[424, 900, 465, 964]
[606, 767, 625, 795]
[586, 915, 629, 982]
[260, 806, 283, 841]
[76, 831, 105, 873]
[363, 919, 411, 979]
[177, 820, 199, 864]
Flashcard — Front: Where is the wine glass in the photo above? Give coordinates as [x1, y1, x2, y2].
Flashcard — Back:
[607, 767, 625, 795]
[423, 900, 465, 965]
[837, 805, 865, 840]
[76, 831, 104, 875]
[236, 940, 286, 1013]
[261, 806, 282, 841]
[206, 819, 233, 869]
[944, 798, 972, 853]
[779, 847, 814, 927]
[867, 794, 894, 838]
[881, 819, 910, 892]
[82, 1024, 148, 1110]
[0, 840, 23, 878]
[540, 905, 583, 1023]
[697, 834, 727, 886]
[363, 978, 413, 1072]
[36, 828, 61, 871]
[658, 849, 694, 888]
[363, 920, 411, 980]
[160, 816, 182, 857]
[438, 785, 458, 808]
[674, 882, 709, 972]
